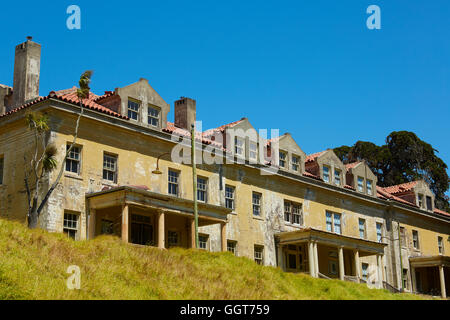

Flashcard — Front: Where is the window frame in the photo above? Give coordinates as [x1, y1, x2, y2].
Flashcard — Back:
[334, 169, 341, 186]
[252, 192, 262, 217]
[167, 230, 180, 248]
[412, 230, 420, 250]
[357, 176, 364, 193]
[127, 99, 140, 121]
[291, 155, 300, 172]
[234, 136, 245, 157]
[103, 153, 118, 183]
[198, 234, 209, 250]
[65, 144, 81, 175]
[279, 151, 287, 169]
[197, 176, 208, 203]
[225, 185, 235, 211]
[366, 180, 373, 195]
[227, 240, 237, 255]
[359, 218, 366, 239]
[376, 222, 383, 243]
[168, 170, 180, 197]
[323, 165, 330, 183]
[254, 245, 264, 265]
[147, 105, 160, 127]
[438, 236, 444, 255]
[249, 141, 258, 161]
[63, 212, 79, 240]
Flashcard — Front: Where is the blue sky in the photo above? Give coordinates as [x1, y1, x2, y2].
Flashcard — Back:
[0, 1, 449, 194]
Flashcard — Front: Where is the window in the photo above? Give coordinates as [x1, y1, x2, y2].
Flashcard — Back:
[326, 212, 333, 232]
[254, 245, 264, 265]
[197, 177, 207, 203]
[438, 236, 444, 255]
[249, 141, 258, 161]
[376, 222, 383, 243]
[147, 106, 160, 127]
[426, 196, 432, 211]
[252, 192, 262, 216]
[66, 145, 81, 174]
[325, 211, 342, 234]
[367, 180, 373, 195]
[329, 260, 338, 275]
[362, 263, 369, 281]
[288, 254, 297, 269]
[334, 213, 341, 234]
[225, 185, 235, 210]
[412, 230, 420, 249]
[127, 99, 140, 120]
[199, 235, 209, 250]
[103, 154, 117, 183]
[357, 177, 364, 192]
[63, 213, 79, 240]
[359, 219, 366, 239]
[279, 151, 287, 168]
[168, 231, 180, 247]
[0, 156, 3, 185]
[334, 169, 341, 186]
[323, 166, 330, 183]
[227, 241, 237, 255]
[168, 170, 179, 196]
[418, 194, 424, 208]
[402, 269, 409, 290]
[400, 227, 406, 247]
[101, 219, 114, 235]
[235, 137, 244, 156]
[284, 201, 303, 225]
[292, 155, 299, 172]
[131, 214, 153, 246]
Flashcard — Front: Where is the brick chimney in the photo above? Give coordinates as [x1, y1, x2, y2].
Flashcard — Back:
[13, 36, 41, 108]
[174, 97, 196, 130]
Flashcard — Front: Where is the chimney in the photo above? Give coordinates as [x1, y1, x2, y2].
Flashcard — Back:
[174, 97, 196, 130]
[13, 36, 41, 108]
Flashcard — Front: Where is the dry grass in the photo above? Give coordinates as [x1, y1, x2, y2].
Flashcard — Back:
[0, 218, 425, 300]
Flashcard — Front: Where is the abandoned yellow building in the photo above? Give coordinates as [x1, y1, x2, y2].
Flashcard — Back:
[1, 38, 449, 298]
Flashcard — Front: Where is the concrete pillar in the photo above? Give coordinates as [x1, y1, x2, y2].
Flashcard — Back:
[277, 245, 285, 271]
[439, 265, 447, 299]
[382, 255, 387, 282]
[221, 223, 227, 252]
[158, 211, 165, 249]
[189, 218, 196, 249]
[313, 241, 319, 277]
[121, 204, 129, 243]
[88, 208, 96, 240]
[377, 254, 383, 289]
[308, 241, 315, 277]
[354, 250, 361, 281]
[338, 246, 345, 281]
[411, 267, 417, 294]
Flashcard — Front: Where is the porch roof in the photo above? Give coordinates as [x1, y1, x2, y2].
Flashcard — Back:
[86, 186, 231, 223]
[275, 227, 387, 256]
[409, 255, 450, 268]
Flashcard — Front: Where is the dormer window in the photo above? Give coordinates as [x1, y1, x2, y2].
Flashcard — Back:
[148, 106, 160, 127]
[128, 99, 140, 121]
[249, 141, 258, 161]
[357, 177, 364, 193]
[426, 196, 432, 211]
[366, 180, 373, 195]
[418, 194, 424, 208]
[292, 155, 299, 172]
[279, 151, 287, 168]
[323, 165, 330, 183]
[334, 169, 341, 186]
[235, 137, 244, 156]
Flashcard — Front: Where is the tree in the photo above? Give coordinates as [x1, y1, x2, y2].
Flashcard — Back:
[334, 131, 450, 211]
[24, 71, 93, 229]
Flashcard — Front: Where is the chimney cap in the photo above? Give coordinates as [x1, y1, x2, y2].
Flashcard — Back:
[26, 36, 33, 41]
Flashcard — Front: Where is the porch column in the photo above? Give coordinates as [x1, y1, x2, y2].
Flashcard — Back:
[277, 245, 285, 271]
[313, 241, 319, 277]
[158, 211, 165, 249]
[121, 204, 129, 243]
[221, 223, 227, 252]
[88, 208, 96, 240]
[411, 266, 417, 294]
[338, 246, 345, 281]
[189, 218, 196, 249]
[382, 255, 387, 282]
[354, 250, 361, 281]
[439, 265, 447, 299]
[308, 241, 315, 277]
[377, 254, 383, 289]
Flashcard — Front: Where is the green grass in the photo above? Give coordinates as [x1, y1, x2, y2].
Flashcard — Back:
[0, 218, 426, 300]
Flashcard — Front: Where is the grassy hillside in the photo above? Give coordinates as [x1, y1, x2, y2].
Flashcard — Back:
[0, 218, 424, 300]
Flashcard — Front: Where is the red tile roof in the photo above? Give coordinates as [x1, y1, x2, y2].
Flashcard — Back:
[303, 171, 322, 181]
[95, 90, 116, 102]
[0, 87, 128, 120]
[381, 181, 419, 195]
[345, 162, 362, 170]
[202, 118, 246, 137]
[376, 186, 419, 207]
[163, 122, 224, 149]
[434, 208, 450, 217]
[305, 150, 327, 163]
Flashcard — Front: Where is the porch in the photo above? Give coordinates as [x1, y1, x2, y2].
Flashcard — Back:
[85, 186, 231, 250]
[275, 228, 387, 287]
[410, 255, 450, 299]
